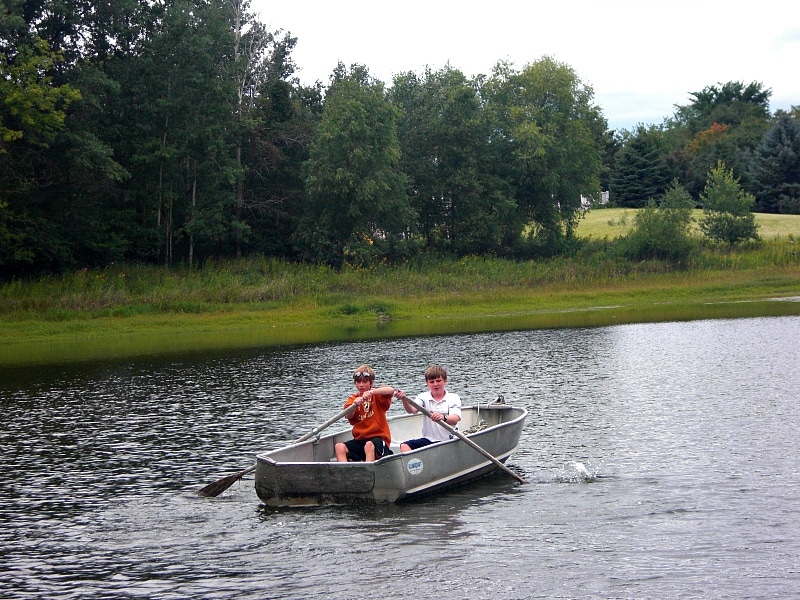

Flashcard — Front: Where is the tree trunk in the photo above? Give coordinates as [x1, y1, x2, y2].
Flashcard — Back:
[189, 166, 196, 268]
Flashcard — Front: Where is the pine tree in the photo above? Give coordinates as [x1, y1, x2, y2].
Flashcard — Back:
[699, 161, 760, 247]
[749, 115, 800, 214]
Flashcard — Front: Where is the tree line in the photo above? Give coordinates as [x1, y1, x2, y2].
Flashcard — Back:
[2, 0, 798, 278]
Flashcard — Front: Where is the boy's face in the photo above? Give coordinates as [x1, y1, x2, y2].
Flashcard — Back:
[425, 376, 446, 394]
[353, 372, 373, 392]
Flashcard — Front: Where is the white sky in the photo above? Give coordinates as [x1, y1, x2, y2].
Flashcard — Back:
[251, 0, 800, 131]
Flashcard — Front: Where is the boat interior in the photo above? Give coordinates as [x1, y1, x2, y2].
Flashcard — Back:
[258, 403, 519, 464]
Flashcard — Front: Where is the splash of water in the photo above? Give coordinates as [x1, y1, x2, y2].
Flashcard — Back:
[558, 460, 601, 483]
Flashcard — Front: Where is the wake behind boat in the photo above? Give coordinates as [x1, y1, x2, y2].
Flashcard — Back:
[254, 401, 527, 506]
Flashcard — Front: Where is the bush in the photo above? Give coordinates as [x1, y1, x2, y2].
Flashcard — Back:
[619, 181, 697, 264]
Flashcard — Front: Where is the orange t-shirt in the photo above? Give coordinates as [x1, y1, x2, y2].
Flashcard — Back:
[343, 392, 393, 445]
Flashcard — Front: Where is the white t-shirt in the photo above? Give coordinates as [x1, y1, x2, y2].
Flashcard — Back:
[416, 390, 462, 442]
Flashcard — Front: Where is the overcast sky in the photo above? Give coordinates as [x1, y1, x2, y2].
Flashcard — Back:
[250, 0, 800, 131]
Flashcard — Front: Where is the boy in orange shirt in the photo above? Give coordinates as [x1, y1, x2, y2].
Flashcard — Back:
[335, 365, 395, 462]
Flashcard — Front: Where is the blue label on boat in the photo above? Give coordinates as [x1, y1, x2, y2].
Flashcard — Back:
[407, 459, 423, 475]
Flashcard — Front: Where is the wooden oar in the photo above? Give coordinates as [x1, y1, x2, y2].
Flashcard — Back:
[410, 400, 527, 484]
[196, 404, 356, 497]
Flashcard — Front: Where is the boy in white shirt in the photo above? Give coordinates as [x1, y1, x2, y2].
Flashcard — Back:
[396, 365, 461, 451]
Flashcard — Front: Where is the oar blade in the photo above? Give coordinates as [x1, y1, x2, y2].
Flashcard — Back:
[197, 405, 354, 499]
[196, 469, 248, 497]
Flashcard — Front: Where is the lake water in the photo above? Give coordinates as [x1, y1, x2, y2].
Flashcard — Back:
[1, 316, 799, 599]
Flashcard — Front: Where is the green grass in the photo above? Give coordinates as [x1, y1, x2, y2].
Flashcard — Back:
[578, 208, 800, 240]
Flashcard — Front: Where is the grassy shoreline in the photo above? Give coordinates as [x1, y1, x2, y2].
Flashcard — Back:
[2, 258, 800, 367]
[2, 209, 799, 366]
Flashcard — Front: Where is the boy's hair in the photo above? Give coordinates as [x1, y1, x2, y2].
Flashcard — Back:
[353, 364, 375, 380]
[424, 365, 448, 381]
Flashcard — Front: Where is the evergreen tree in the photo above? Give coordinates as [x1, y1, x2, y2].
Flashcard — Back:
[699, 161, 759, 247]
[244, 44, 321, 259]
[749, 115, 800, 214]
[610, 126, 672, 208]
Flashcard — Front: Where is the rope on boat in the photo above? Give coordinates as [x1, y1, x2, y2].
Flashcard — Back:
[462, 419, 488, 435]
[469, 394, 504, 434]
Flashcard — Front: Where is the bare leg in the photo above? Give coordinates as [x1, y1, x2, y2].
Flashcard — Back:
[365, 441, 375, 462]
[335, 442, 349, 462]
[400, 443, 411, 452]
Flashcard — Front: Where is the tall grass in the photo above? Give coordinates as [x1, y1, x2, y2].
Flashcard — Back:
[2, 239, 799, 322]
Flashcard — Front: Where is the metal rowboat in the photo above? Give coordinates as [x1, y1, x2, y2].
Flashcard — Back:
[254, 402, 527, 506]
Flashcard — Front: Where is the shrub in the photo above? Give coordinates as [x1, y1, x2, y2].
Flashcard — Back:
[619, 181, 697, 264]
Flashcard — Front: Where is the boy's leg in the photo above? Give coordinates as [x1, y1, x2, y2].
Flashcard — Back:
[400, 438, 433, 452]
[334, 442, 349, 462]
[343, 439, 367, 462]
[365, 440, 375, 462]
[366, 437, 392, 461]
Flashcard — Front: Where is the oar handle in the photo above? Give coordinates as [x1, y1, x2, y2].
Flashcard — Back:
[293, 404, 356, 444]
[408, 399, 527, 484]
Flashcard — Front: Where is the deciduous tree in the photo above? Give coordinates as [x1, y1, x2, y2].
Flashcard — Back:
[672, 81, 771, 196]
[296, 64, 412, 266]
[391, 66, 512, 255]
[483, 57, 606, 254]
[620, 180, 696, 263]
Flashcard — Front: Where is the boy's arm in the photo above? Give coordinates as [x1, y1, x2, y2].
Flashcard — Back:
[343, 395, 359, 423]
[395, 390, 420, 414]
[446, 393, 462, 424]
[361, 386, 394, 400]
[361, 386, 395, 409]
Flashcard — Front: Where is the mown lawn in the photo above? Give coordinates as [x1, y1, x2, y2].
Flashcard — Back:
[577, 208, 800, 240]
